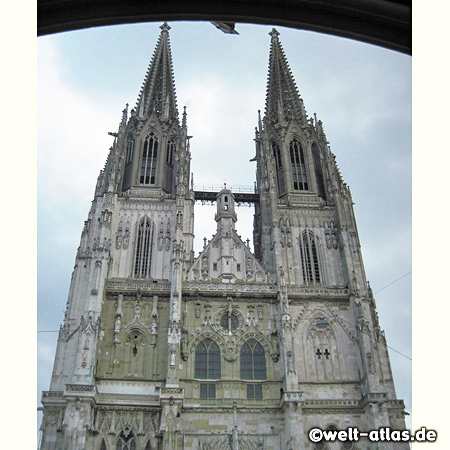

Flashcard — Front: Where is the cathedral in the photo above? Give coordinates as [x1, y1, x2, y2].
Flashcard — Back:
[39, 23, 408, 450]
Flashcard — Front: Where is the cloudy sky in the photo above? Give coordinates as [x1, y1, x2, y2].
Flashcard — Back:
[35, 20, 414, 440]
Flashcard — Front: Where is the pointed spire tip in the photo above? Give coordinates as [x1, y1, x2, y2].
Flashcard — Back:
[160, 22, 171, 33]
[269, 28, 280, 39]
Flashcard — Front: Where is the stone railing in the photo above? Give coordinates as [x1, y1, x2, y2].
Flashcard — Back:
[303, 399, 359, 408]
[160, 387, 184, 399]
[64, 384, 96, 396]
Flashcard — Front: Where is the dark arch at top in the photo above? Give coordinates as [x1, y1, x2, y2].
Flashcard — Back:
[37, 0, 411, 55]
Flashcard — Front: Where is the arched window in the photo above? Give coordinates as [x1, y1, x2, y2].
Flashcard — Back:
[116, 432, 136, 450]
[166, 138, 176, 166]
[240, 339, 266, 399]
[311, 143, 326, 199]
[126, 137, 135, 165]
[100, 439, 107, 450]
[273, 142, 282, 169]
[289, 139, 308, 190]
[134, 216, 153, 278]
[241, 339, 266, 380]
[195, 339, 221, 379]
[195, 338, 221, 399]
[272, 141, 285, 194]
[140, 133, 158, 185]
[300, 231, 321, 284]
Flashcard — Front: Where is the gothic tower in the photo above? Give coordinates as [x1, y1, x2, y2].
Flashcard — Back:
[40, 24, 408, 450]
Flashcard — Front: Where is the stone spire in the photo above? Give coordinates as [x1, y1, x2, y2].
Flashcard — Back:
[265, 28, 306, 126]
[135, 22, 178, 121]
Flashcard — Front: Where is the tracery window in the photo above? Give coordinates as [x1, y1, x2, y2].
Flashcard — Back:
[300, 230, 321, 284]
[166, 138, 176, 166]
[289, 139, 308, 190]
[241, 339, 266, 380]
[195, 338, 221, 379]
[140, 132, 158, 184]
[133, 216, 153, 278]
[116, 432, 136, 450]
[241, 339, 266, 399]
[220, 312, 239, 333]
[126, 137, 135, 165]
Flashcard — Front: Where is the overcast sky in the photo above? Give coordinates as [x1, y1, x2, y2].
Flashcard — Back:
[36, 20, 413, 439]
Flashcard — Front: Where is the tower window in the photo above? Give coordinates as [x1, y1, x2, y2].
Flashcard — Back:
[272, 141, 285, 195]
[290, 139, 308, 190]
[166, 138, 176, 166]
[126, 137, 135, 165]
[300, 231, 320, 284]
[273, 142, 282, 169]
[140, 132, 158, 185]
[134, 216, 153, 278]
[195, 338, 221, 379]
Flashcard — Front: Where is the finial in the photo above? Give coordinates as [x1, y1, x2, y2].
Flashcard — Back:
[269, 28, 280, 39]
[160, 22, 171, 33]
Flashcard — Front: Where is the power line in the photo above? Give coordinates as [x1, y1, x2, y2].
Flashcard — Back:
[374, 271, 412, 295]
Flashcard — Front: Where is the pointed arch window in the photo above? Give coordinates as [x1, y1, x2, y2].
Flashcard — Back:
[273, 142, 282, 169]
[133, 216, 153, 278]
[195, 338, 221, 379]
[100, 439, 107, 450]
[166, 138, 176, 166]
[311, 143, 326, 199]
[300, 231, 321, 284]
[140, 132, 158, 185]
[290, 139, 308, 190]
[272, 141, 285, 194]
[116, 431, 136, 450]
[195, 338, 220, 399]
[126, 137, 135, 165]
[240, 339, 266, 380]
[241, 339, 266, 399]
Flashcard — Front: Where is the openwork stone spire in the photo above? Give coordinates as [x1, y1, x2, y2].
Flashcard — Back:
[135, 22, 178, 120]
[265, 28, 305, 125]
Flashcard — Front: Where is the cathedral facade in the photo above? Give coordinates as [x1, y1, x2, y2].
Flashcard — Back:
[40, 23, 408, 450]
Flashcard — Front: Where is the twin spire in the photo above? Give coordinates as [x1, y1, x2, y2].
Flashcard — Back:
[135, 22, 178, 121]
[135, 24, 304, 128]
[265, 28, 306, 125]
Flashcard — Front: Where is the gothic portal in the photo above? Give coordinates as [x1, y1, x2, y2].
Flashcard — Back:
[39, 23, 408, 450]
